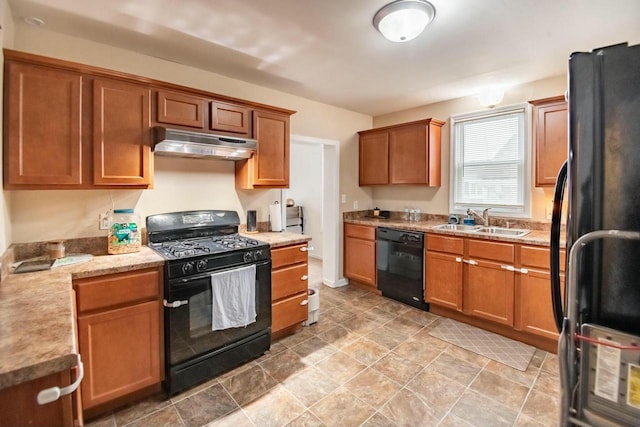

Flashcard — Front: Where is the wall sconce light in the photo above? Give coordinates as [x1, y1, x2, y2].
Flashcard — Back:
[373, 0, 436, 43]
[478, 88, 505, 108]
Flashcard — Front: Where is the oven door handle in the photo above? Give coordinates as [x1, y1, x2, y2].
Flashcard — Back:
[163, 299, 189, 308]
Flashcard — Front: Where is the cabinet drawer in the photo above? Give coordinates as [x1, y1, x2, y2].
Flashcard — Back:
[156, 90, 206, 128]
[75, 268, 161, 314]
[271, 244, 308, 269]
[272, 264, 308, 301]
[345, 223, 375, 240]
[521, 245, 565, 271]
[210, 101, 251, 136]
[426, 234, 463, 254]
[272, 292, 308, 333]
[468, 239, 514, 263]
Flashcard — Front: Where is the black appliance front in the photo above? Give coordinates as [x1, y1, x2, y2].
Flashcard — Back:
[164, 259, 271, 395]
[566, 43, 640, 335]
[376, 227, 428, 311]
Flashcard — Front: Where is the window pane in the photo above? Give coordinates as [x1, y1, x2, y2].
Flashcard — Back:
[452, 107, 527, 214]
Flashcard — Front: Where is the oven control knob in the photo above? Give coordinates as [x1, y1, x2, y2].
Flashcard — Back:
[182, 262, 194, 275]
[196, 259, 208, 271]
[244, 252, 254, 262]
[255, 249, 263, 259]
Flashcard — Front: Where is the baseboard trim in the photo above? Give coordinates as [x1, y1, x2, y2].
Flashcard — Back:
[322, 277, 348, 288]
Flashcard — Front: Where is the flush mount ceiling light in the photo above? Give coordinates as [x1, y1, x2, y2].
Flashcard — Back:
[478, 88, 505, 108]
[373, 0, 436, 43]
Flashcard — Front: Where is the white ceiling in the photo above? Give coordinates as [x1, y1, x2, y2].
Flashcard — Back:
[8, 0, 640, 116]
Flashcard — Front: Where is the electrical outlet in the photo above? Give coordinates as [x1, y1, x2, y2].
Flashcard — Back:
[341, 194, 346, 204]
[353, 200, 358, 210]
[99, 213, 109, 230]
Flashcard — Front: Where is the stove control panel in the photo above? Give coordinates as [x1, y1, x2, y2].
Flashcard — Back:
[166, 246, 271, 280]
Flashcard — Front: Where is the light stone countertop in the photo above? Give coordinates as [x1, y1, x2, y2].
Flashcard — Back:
[0, 246, 165, 390]
[241, 231, 312, 248]
[344, 218, 563, 247]
[0, 233, 310, 391]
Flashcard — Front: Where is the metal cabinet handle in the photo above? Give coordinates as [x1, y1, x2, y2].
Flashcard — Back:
[300, 246, 314, 252]
[301, 275, 308, 281]
[38, 355, 84, 405]
[462, 259, 478, 265]
[300, 299, 308, 306]
[500, 265, 529, 274]
[163, 299, 188, 308]
[455, 257, 462, 263]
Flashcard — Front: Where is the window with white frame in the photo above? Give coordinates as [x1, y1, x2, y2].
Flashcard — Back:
[450, 104, 530, 216]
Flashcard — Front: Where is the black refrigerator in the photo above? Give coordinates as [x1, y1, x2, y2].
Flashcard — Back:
[551, 42, 640, 426]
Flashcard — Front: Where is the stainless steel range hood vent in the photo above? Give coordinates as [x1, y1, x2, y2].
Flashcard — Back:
[153, 127, 257, 160]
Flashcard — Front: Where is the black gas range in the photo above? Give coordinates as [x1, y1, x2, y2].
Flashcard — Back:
[146, 210, 272, 395]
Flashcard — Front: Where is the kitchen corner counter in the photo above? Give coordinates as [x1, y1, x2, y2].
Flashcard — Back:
[0, 246, 165, 390]
[241, 231, 312, 248]
[344, 218, 560, 246]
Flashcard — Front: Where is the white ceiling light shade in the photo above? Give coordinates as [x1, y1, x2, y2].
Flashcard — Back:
[478, 88, 505, 108]
[373, 0, 436, 42]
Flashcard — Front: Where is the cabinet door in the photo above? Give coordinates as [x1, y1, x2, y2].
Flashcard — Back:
[389, 124, 428, 184]
[425, 251, 463, 310]
[78, 300, 161, 409]
[344, 236, 376, 287]
[532, 97, 567, 186]
[359, 131, 389, 185]
[156, 90, 206, 128]
[93, 79, 152, 186]
[210, 101, 251, 136]
[235, 110, 289, 188]
[465, 260, 515, 326]
[272, 291, 308, 333]
[516, 270, 564, 340]
[5, 62, 83, 186]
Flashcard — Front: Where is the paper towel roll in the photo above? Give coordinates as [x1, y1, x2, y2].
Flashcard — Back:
[269, 202, 282, 232]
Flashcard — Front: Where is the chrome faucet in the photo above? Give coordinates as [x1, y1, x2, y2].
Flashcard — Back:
[466, 208, 491, 226]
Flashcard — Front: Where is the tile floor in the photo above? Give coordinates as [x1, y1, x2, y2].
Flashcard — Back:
[87, 258, 560, 427]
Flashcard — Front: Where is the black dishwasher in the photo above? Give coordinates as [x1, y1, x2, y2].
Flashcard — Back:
[376, 227, 428, 311]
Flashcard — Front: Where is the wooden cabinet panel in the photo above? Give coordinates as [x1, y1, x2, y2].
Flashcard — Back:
[5, 62, 83, 186]
[465, 260, 515, 326]
[75, 268, 161, 314]
[345, 223, 376, 240]
[156, 90, 206, 128]
[426, 234, 464, 254]
[93, 78, 152, 186]
[521, 245, 566, 272]
[0, 369, 76, 427]
[272, 263, 308, 301]
[516, 269, 563, 340]
[272, 292, 308, 333]
[359, 131, 389, 185]
[271, 243, 308, 269]
[531, 96, 568, 187]
[344, 237, 376, 287]
[78, 300, 161, 409]
[468, 239, 514, 263]
[425, 251, 463, 310]
[210, 101, 251, 136]
[389, 124, 428, 184]
[236, 110, 290, 188]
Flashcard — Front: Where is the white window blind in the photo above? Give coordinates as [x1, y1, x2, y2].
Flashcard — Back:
[451, 105, 528, 215]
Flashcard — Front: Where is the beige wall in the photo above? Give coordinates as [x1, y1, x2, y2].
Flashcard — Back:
[372, 76, 567, 220]
[8, 22, 372, 244]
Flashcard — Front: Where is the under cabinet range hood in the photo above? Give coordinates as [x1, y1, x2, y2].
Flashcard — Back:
[153, 127, 257, 160]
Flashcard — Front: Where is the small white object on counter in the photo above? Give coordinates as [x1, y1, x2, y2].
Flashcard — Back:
[269, 201, 283, 232]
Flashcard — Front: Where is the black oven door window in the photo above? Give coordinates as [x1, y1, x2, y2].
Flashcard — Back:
[167, 260, 271, 366]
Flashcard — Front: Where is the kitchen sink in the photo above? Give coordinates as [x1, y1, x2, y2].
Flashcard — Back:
[473, 226, 530, 237]
[431, 224, 483, 231]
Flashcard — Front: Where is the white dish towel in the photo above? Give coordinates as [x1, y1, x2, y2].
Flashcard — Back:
[210, 264, 257, 331]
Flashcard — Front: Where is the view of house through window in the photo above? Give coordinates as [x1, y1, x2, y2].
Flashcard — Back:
[450, 104, 530, 216]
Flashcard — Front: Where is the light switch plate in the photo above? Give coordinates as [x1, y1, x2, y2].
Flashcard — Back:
[99, 213, 109, 230]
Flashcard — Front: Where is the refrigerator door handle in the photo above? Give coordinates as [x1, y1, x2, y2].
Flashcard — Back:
[550, 160, 568, 333]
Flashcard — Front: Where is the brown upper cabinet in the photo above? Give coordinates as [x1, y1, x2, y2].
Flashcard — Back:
[236, 110, 290, 188]
[93, 78, 152, 186]
[358, 118, 444, 186]
[156, 90, 207, 129]
[3, 49, 295, 190]
[210, 101, 252, 136]
[530, 96, 568, 187]
[4, 62, 84, 186]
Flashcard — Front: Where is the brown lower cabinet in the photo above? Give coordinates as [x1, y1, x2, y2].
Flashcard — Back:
[74, 267, 163, 416]
[0, 369, 81, 427]
[425, 233, 565, 352]
[271, 243, 309, 336]
[343, 223, 377, 290]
